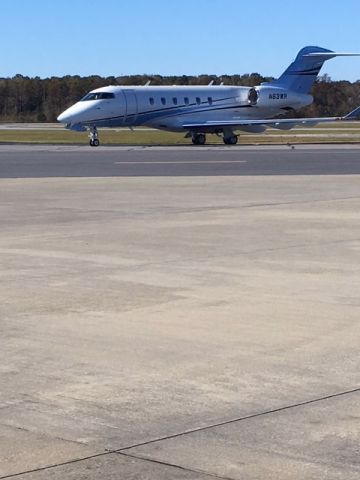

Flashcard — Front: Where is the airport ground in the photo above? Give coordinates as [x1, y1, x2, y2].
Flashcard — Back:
[0, 145, 359, 479]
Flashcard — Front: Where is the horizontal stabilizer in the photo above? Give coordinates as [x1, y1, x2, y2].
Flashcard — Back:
[304, 52, 360, 58]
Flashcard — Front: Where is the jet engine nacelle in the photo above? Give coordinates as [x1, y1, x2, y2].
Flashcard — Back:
[247, 86, 313, 108]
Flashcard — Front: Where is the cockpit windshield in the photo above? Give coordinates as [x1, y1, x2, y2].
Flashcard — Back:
[81, 92, 115, 101]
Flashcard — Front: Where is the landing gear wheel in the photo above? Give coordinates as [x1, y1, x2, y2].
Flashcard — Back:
[192, 133, 206, 145]
[223, 135, 238, 145]
[89, 126, 99, 147]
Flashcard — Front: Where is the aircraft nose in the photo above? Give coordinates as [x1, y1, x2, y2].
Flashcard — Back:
[57, 103, 95, 124]
[57, 104, 82, 124]
[57, 110, 70, 123]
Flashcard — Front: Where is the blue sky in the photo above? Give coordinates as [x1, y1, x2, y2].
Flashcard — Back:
[2, 0, 360, 80]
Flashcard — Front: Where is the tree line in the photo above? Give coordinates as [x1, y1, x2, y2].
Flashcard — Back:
[0, 73, 359, 122]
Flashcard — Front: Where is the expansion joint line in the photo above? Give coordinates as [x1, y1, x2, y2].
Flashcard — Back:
[117, 450, 236, 480]
[1, 387, 359, 479]
[115, 386, 360, 452]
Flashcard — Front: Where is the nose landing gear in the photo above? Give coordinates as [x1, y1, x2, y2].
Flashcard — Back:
[89, 126, 100, 147]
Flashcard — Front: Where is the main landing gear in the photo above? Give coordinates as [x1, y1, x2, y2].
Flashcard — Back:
[190, 132, 239, 145]
[223, 134, 238, 145]
[192, 133, 206, 145]
[89, 126, 100, 147]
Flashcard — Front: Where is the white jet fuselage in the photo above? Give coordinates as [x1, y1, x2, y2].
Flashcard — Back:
[58, 84, 312, 133]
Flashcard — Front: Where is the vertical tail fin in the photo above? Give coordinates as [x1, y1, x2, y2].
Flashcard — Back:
[270, 46, 360, 93]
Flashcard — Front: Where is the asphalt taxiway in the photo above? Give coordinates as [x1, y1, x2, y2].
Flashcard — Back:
[0, 145, 359, 479]
[1, 144, 360, 178]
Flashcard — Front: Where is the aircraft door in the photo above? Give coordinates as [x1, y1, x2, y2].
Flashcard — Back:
[123, 90, 138, 126]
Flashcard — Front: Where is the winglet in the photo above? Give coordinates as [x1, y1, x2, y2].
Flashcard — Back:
[344, 105, 360, 120]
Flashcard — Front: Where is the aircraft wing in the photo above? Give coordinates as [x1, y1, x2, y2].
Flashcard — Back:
[183, 106, 360, 131]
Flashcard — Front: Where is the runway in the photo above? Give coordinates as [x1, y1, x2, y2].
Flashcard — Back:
[1, 144, 360, 178]
[0, 145, 359, 479]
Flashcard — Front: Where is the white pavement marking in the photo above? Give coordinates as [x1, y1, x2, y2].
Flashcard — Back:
[113, 160, 248, 165]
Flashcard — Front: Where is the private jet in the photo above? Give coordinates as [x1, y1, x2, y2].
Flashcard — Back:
[57, 46, 360, 146]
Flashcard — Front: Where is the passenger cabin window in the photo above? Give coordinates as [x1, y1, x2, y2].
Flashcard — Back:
[184, 97, 189, 105]
[208, 97, 213, 105]
[149, 97, 155, 105]
[161, 97, 166, 105]
[81, 92, 115, 101]
[196, 97, 201, 105]
[173, 97, 178, 105]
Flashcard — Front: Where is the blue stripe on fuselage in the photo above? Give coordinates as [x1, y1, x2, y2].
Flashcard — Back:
[82, 97, 252, 127]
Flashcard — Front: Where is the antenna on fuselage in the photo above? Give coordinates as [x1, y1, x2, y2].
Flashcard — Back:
[144, 80, 151, 86]
[208, 80, 214, 86]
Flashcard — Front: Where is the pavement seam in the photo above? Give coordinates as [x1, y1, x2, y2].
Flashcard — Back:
[1, 387, 359, 479]
[0, 452, 114, 480]
[116, 387, 360, 452]
[116, 451, 236, 480]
